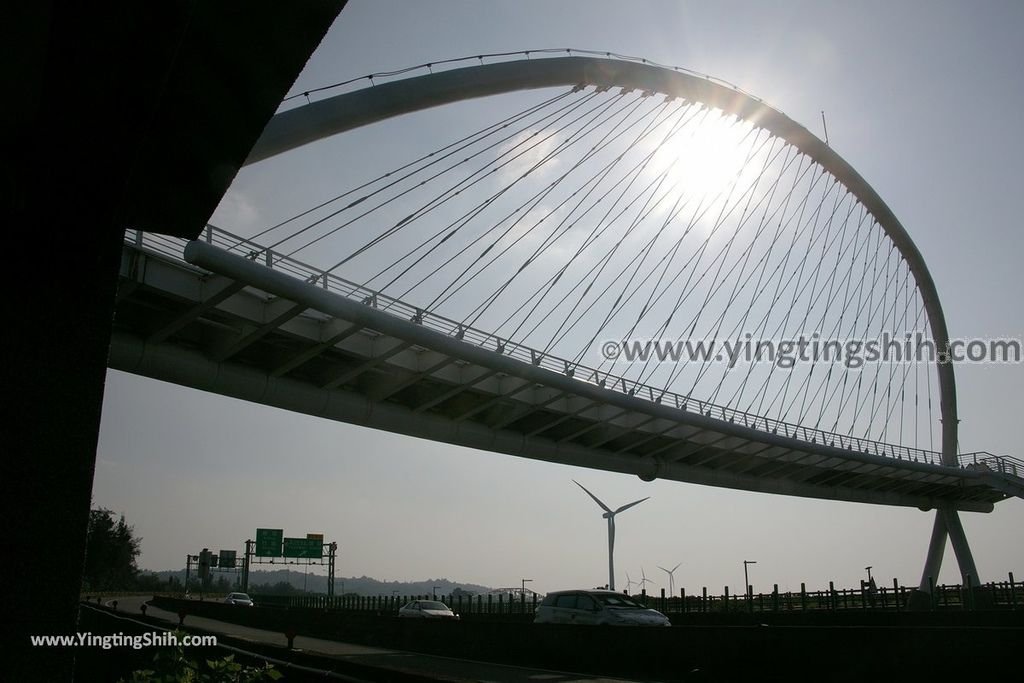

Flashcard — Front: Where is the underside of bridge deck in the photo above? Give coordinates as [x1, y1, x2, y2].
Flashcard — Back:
[110, 240, 1016, 514]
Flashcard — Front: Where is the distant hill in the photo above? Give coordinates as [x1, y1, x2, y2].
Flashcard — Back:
[146, 568, 493, 596]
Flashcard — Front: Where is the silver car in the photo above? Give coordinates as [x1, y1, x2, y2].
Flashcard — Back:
[398, 600, 459, 619]
[223, 592, 254, 607]
[534, 590, 670, 626]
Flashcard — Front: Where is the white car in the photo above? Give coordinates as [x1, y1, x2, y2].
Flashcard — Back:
[397, 600, 459, 619]
[223, 592, 254, 607]
[533, 590, 670, 626]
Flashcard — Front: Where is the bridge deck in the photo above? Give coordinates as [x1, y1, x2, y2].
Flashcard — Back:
[109, 231, 1021, 512]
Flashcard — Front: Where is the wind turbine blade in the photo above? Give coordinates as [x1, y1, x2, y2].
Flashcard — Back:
[672, 563, 681, 572]
[573, 480, 612, 513]
[614, 496, 650, 515]
[658, 566, 669, 573]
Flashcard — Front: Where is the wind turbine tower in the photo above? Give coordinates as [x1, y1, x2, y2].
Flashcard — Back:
[573, 480, 649, 592]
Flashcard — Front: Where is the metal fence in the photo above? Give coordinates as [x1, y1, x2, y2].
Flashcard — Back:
[645, 576, 1022, 614]
[268, 592, 541, 615]
[265, 574, 1019, 615]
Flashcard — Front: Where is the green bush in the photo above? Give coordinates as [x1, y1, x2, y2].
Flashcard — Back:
[119, 630, 282, 683]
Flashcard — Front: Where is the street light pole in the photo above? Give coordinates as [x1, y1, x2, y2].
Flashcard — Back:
[522, 578, 533, 596]
[865, 566, 873, 583]
[743, 560, 757, 598]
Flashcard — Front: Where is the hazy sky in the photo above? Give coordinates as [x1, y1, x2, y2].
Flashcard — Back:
[95, 0, 1022, 596]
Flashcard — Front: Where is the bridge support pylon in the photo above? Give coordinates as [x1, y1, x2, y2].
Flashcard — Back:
[909, 352, 989, 609]
[909, 506, 985, 610]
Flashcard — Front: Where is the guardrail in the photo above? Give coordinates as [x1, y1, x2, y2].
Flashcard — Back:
[124, 225, 1012, 472]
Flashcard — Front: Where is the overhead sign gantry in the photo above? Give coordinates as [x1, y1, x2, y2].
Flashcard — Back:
[243, 528, 338, 595]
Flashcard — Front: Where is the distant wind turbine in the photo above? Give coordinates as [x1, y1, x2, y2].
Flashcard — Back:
[624, 571, 635, 594]
[574, 480, 649, 591]
[638, 567, 654, 593]
[659, 563, 682, 596]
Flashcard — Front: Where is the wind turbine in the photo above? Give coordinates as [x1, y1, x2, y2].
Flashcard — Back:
[624, 571, 635, 594]
[659, 562, 682, 596]
[638, 567, 654, 594]
[574, 480, 649, 591]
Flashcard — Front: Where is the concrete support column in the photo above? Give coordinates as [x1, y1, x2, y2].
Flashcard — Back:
[943, 508, 989, 608]
[909, 510, 948, 610]
[4, 208, 124, 678]
[943, 508, 981, 587]
[5, 5, 127, 671]
[909, 507, 985, 610]
[5, 3, 344, 679]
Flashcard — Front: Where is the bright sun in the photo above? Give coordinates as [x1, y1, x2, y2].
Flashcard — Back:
[648, 110, 761, 204]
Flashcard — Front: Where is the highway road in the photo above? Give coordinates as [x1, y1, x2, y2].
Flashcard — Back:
[105, 596, 647, 682]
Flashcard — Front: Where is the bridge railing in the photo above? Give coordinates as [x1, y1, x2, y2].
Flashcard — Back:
[125, 225, 1006, 471]
[959, 452, 1023, 479]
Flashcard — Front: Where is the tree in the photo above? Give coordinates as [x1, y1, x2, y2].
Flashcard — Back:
[82, 507, 141, 591]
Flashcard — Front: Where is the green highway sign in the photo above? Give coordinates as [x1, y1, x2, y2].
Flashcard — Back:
[255, 528, 283, 557]
[219, 549, 237, 569]
[283, 537, 323, 559]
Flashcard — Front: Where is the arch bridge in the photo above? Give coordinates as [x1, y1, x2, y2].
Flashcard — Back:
[110, 53, 1022, 605]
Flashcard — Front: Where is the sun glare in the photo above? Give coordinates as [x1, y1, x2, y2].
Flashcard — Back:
[648, 111, 760, 204]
